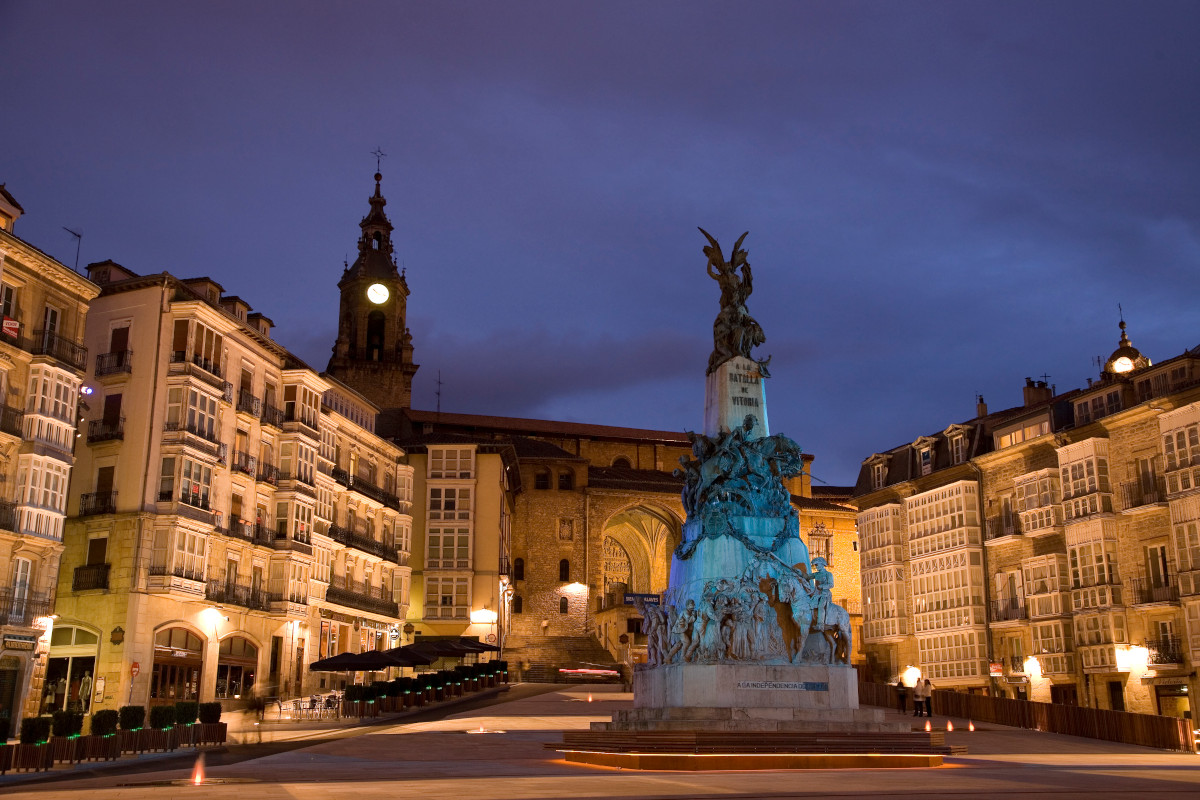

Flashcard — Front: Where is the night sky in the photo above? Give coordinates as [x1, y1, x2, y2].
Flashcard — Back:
[3, 1, 1199, 487]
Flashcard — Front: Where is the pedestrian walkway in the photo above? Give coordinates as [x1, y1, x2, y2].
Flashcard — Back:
[4, 685, 1197, 800]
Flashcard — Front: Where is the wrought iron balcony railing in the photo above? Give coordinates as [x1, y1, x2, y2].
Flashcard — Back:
[232, 449, 256, 476]
[325, 575, 399, 617]
[236, 391, 261, 416]
[1121, 478, 1166, 510]
[257, 462, 279, 485]
[986, 517, 1021, 540]
[87, 417, 125, 443]
[326, 523, 399, 562]
[148, 563, 206, 582]
[95, 349, 133, 376]
[1129, 576, 1179, 604]
[78, 490, 118, 516]
[205, 578, 270, 611]
[72, 563, 111, 591]
[990, 598, 1027, 622]
[0, 404, 23, 437]
[225, 519, 276, 547]
[32, 329, 88, 370]
[0, 588, 53, 627]
[260, 404, 284, 428]
[1146, 635, 1184, 666]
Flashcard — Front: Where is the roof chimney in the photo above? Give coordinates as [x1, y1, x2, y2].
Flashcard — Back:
[1023, 378, 1053, 408]
[976, 395, 988, 418]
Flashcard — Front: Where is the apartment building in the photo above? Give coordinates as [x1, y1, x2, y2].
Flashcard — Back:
[0, 186, 99, 735]
[51, 262, 413, 713]
[857, 324, 1199, 719]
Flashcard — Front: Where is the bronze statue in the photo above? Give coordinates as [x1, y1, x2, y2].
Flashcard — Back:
[699, 228, 770, 376]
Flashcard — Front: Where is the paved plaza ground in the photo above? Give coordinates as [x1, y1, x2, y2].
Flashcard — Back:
[4, 684, 1198, 799]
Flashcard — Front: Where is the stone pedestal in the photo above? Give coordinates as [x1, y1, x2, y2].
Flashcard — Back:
[703, 356, 769, 437]
[597, 664, 906, 733]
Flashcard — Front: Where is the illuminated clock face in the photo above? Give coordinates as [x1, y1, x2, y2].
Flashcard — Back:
[1111, 356, 1134, 373]
[366, 283, 390, 304]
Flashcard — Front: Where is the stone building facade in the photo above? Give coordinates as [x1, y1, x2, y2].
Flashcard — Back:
[51, 262, 414, 717]
[0, 187, 99, 736]
[856, 325, 1199, 720]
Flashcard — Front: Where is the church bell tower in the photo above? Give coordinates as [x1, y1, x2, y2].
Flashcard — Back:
[326, 171, 418, 408]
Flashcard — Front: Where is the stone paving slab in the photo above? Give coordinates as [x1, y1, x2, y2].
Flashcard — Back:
[3, 685, 1196, 800]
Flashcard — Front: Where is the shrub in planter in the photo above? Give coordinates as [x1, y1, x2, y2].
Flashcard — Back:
[149, 705, 176, 730]
[343, 683, 365, 702]
[20, 715, 53, 745]
[52, 709, 84, 738]
[118, 705, 145, 731]
[198, 702, 223, 725]
[0, 715, 10, 741]
[90, 709, 119, 738]
[174, 701, 200, 725]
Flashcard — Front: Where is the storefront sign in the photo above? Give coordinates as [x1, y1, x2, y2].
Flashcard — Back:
[1142, 675, 1189, 686]
[4, 635, 36, 651]
[624, 592, 661, 605]
[989, 661, 1004, 677]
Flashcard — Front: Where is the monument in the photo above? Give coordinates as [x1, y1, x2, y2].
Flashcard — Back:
[602, 230, 903, 733]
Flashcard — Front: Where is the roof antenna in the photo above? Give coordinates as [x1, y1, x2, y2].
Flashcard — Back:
[62, 227, 82, 272]
[435, 370, 443, 416]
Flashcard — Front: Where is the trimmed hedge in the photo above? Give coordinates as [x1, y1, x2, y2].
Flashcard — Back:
[91, 709, 119, 737]
[198, 702, 223, 724]
[52, 709, 84, 737]
[174, 701, 199, 725]
[119, 705, 145, 731]
[343, 684, 365, 702]
[20, 715, 53, 745]
[148, 705, 176, 730]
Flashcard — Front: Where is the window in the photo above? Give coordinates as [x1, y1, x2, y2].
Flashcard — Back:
[174, 529, 207, 580]
[950, 436, 966, 465]
[558, 470, 574, 490]
[513, 557, 525, 581]
[11, 558, 31, 611]
[1069, 540, 1119, 588]
[0, 283, 15, 319]
[559, 596, 569, 614]
[166, 386, 220, 441]
[425, 576, 468, 619]
[16, 455, 70, 540]
[512, 596, 523, 614]
[427, 526, 470, 568]
[534, 469, 550, 490]
[429, 487, 471, 520]
[919, 447, 932, 476]
[179, 458, 213, 509]
[559, 559, 571, 582]
[430, 448, 474, 479]
[871, 462, 885, 490]
[172, 319, 223, 375]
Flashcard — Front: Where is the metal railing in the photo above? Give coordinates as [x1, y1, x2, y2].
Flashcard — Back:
[1129, 576, 1179, 604]
[148, 563, 206, 582]
[79, 490, 118, 516]
[32, 329, 88, 370]
[325, 576, 399, 617]
[170, 350, 222, 379]
[0, 500, 15, 532]
[0, 589, 53, 626]
[257, 462, 279, 485]
[1146, 636, 1184, 665]
[0, 404, 23, 437]
[331, 467, 401, 509]
[205, 579, 270, 611]
[990, 598, 1027, 622]
[232, 449, 256, 476]
[1008, 655, 1027, 673]
[95, 349, 133, 376]
[261, 404, 284, 428]
[985, 517, 1021, 540]
[72, 563, 111, 591]
[236, 391, 261, 416]
[87, 417, 125, 443]
[326, 523, 399, 562]
[1120, 478, 1166, 510]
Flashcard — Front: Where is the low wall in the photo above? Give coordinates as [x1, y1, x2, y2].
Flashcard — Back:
[858, 680, 1195, 753]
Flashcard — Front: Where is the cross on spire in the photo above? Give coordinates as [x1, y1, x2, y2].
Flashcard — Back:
[371, 147, 387, 172]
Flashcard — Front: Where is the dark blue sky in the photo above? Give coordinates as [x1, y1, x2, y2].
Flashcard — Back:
[3, 1, 1199, 486]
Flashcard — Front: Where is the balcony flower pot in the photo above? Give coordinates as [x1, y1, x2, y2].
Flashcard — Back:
[81, 734, 120, 761]
[49, 735, 82, 764]
[12, 742, 52, 771]
[192, 722, 227, 746]
[173, 723, 196, 747]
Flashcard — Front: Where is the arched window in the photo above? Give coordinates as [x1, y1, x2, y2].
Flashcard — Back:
[612, 456, 632, 469]
[372, 231, 382, 250]
[558, 470, 574, 490]
[151, 627, 204, 705]
[216, 636, 258, 700]
[559, 596, 569, 614]
[513, 557, 525, 581]
[559, 559, 570, 582]
[512, 596, 523, 614]
[534, 469, 550, 490]
[366, 311, 385, 361]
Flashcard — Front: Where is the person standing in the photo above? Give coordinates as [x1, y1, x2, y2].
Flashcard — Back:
[911, 677, 926, 717]
[923, 678, 934, 718]
[895, 678, 907, 714]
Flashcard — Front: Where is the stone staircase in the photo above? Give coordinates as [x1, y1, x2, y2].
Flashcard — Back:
[505, 634, 623, 682]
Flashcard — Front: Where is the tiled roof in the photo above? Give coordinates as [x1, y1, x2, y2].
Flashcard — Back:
[403, 408, 689, 443]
